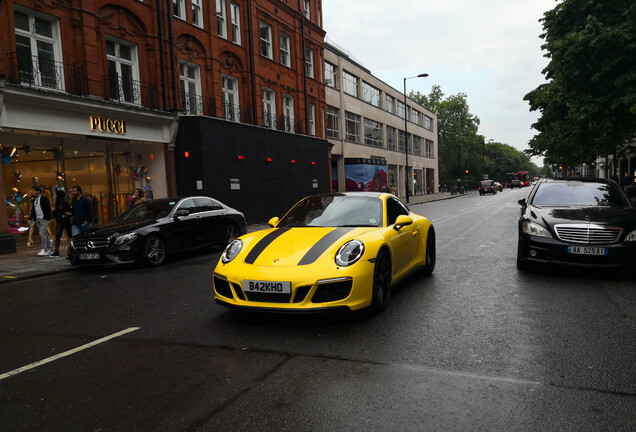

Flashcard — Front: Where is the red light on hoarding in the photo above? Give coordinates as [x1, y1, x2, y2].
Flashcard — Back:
[267, 157, 272, 162]
[311, 161, 316, 165]
[150, 154, 154, 160]
[184, 151, 189, 158]
[291, 159, 296, 164]
[238, 155, 245, 160]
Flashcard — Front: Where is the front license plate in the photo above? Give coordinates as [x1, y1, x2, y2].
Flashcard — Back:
[79, 253, 100, 260]
[567, 246, 607, 256]
[242, 280, 291, 294]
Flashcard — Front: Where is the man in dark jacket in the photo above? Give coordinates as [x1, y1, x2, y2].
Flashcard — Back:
[69, 185, 94, 237]
[29, 185, 53, 256]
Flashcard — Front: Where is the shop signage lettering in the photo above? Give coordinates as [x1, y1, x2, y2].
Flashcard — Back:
[90, 116, 127, 135]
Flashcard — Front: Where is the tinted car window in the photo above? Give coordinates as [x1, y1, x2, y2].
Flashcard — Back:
[195, 197, 223, 212]
[277, 195, 382, 227]
[386, 197, 409, 225]
[117, 199, 176, 221]
[176, 198, 198, 214]
[532, 182, 630, 207]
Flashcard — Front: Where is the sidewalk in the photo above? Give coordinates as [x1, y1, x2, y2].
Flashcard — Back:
[0, 192, 466, 284]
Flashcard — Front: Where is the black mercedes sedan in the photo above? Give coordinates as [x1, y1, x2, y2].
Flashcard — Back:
[69, 197, 247, 266]
[517, 178, 636, 271]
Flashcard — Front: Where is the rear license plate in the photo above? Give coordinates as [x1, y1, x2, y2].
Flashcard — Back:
[79, 253, 100, 260]
[567, 246, 607, 256]
[242, 280, 291, 294]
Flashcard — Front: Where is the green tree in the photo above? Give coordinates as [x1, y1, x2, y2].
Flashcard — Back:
[524, 0, 636, 166]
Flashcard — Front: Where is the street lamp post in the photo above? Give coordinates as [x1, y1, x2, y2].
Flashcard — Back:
[483, 138, 493, 179]
[403, 73, 428, 203]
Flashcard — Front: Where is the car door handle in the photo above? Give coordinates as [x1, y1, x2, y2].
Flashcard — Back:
[412, 231, 418, 237]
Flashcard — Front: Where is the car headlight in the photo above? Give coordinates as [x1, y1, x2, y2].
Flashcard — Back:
[222, 239, 243, 263]
[114, 232, 139, 245]
[335, 240, 365, 267]
[521, 221, 552, 238]
[625, 230, 636, 242]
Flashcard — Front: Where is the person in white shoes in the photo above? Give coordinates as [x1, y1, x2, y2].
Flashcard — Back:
[29, 185, 53, 256]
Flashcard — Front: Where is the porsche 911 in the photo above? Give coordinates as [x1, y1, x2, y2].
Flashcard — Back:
[213, 192, 435, 313]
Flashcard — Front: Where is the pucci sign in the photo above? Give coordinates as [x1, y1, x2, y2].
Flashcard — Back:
[90, 116, 127, 135]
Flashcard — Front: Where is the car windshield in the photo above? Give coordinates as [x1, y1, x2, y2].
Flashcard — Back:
[277, 195, 383, 227]
[116, 199, 177, 221]
[532, 182, 630, 207]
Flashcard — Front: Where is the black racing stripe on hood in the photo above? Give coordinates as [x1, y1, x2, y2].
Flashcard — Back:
[297, 228, 354, 266]
[244, 228, 291, 264]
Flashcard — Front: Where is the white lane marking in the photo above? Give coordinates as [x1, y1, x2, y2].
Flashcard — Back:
[474, 201, 486, 207]
[456, 207, 471, 213]
[0, 327, 140, 381]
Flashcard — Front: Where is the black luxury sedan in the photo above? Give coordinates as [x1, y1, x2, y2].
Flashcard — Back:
[517, 178, 636, 271]
[69, 197, 247, 266]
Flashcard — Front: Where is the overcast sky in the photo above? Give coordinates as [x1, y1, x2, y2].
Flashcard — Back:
[322, 0, 557, 165]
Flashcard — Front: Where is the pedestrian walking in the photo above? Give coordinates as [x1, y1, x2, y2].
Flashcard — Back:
[50, 189, 72, 257]
[69, 185, 94, 237]
[29, 185, 53, 256]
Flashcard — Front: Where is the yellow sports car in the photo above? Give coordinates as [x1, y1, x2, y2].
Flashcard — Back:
[213, 192, 435, 313]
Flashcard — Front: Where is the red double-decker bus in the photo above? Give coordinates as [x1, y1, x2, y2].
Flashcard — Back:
[516, 171, 530, 187]
[504, 172, 517, 188]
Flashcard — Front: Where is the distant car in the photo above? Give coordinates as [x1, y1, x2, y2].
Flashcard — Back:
[69, 197, 247, 266]
[495, 182, 504, 191]
[213, 192, 436, 313]
[517, 178, 636, 271]
[479, 180, 496, 195]
[510, 179, 521, 188]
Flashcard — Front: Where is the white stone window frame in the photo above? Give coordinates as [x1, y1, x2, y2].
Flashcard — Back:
[173, 0, 186, 20]
[14, 6, 65, 91]
[106, 36, 141, 105]
[192, 0, 203, 28]
[304, 0, 311, 19]
[279, 32, 290, 67]
[230, 2, 241, 45]
[260, 21, 273, 59]
[283, 94, 294, 132]
[222, 74, 240, 122]
[179, 59, 202, 115]
[304, 46, 314, 78]
[216, 0, 227, 39]
[308, 103, 316, 136]
[262, 87, 276, 129]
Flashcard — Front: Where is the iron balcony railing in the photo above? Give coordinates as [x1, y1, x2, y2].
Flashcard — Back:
[104, 72, 159, 109]
[8, 52, 88, 95]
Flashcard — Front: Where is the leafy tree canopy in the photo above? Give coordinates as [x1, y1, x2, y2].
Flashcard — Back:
[524, 0, 636, 165]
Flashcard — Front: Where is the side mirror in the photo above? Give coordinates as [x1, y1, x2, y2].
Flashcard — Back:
[393, 215, 413, 230]
[268, 217, 280, 228]
[518, 198, 527, 207]
[174, 209, 189, 218]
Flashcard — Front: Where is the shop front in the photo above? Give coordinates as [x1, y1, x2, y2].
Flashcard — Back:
[1, 85, 176, 251]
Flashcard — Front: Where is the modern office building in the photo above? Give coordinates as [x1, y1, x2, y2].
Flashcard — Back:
[324, 39, 438, 201]
[0, 0, 328, 252]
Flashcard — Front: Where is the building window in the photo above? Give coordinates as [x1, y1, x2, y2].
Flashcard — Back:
[397, 101, 406, 119]
[222, 74, 240, 121]
[345, 111, 361, 142]
[325, 61, 337, 89]
[412, 109, 420, 125]
[386, 95, 395, 114]
[386, 126, 396, 150]
[364, 119, 383, 147]
[192, 0, 203, 27]
[262, 87, 276, 129]
[304, 0, 311, 19]
[424, 115, 433, 131]
[106, 38, 140, 104]
[279, 32, 290, 67]
[398, 130, 406, 152]
[14, 7, 63, 90]
[425, 139, 434, 158]
[216, 0, 227, 39]
[343, 71, 358, 97]
[326, 106, 339, 139]
[283, 94, 294, 132]
[308, 103, 316, 136]
[173, 0, 185, 19]
[413, 135, 422, 155]
[179, 60, 202, 115]
[362, 82, 381, 107]
[230, 2, 241, 44]
[304, 46, 314, 78]
[260, 21, 272, 59]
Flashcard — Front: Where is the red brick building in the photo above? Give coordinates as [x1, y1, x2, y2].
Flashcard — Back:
[0, 0, 328, 252]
